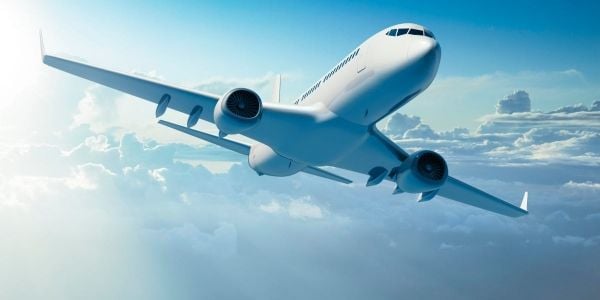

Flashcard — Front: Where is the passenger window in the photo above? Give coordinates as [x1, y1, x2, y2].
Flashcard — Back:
[396, 28, 409, 36]
[409, 29, 424, 36]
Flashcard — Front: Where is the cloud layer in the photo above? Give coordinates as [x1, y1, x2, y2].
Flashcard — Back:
[2, 76, 599, 299]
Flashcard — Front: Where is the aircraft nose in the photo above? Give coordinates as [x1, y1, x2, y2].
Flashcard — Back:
[408, 38, 440, 63]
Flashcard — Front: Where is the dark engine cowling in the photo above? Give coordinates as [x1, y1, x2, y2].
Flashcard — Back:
[213, 88, 262, 134]
[394, 150, 448, 193]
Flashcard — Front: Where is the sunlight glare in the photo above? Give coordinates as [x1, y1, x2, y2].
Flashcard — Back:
[0, 2, 41, 109]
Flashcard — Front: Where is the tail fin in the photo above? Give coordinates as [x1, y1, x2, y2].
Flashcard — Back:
[272, 74, 281, 103]
[39, 30, 46, 61]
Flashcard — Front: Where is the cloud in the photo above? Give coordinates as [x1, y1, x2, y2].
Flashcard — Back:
[149, 223, 237, 258]
[403, 124, 440, 140]
[382, 113, 422, 137]
[288, 197, 324, 219]
[258, 197, 324, 220]
[552, 235, 600, 247]
[496, 90, 531, 114]
[3, 63, 600, 299]
[563, 181, 600, 191]
[552, 235, 586, 246]
[2, 125, 600, 299]
[383, 90, 600, 176]
[550, 100, 600, 113]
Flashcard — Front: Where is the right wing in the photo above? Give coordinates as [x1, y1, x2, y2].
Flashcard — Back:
[40, 33, 219, 124]
[158, 120, 352, 184]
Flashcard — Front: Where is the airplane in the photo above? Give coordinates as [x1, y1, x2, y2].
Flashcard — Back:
[40, 23, 528, 217]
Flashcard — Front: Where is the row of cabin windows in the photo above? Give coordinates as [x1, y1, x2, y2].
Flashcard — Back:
[324, 48, 360, 82]
[294, 48, 360, 104]
[386, 28, 435, 39]
[301, 81, 321, 101]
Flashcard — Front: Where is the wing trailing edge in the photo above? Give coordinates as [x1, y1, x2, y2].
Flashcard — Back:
[158, 120, 352, 184]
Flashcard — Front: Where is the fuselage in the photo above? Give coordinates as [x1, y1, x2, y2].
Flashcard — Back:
[248, 23, 441, 170]
[296, 23, 440, 125]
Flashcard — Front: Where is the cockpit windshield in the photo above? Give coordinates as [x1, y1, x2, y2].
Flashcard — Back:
[386, 27, 435, 39]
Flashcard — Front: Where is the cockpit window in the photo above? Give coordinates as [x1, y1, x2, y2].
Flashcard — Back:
[386, 27, 434, 39]
[408, 29, 424, 36]
[396, 28, 409, 36]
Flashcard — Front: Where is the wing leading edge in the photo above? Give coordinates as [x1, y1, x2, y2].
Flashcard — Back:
[40, 32, 219, 124]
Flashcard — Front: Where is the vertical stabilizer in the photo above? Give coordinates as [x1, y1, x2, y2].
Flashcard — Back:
[272, 74, 281, 103]
[39, 30, 46, 60]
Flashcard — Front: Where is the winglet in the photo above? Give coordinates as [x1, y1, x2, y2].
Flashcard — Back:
[39, 30, 46, 62]
[520, 191, 528, 211]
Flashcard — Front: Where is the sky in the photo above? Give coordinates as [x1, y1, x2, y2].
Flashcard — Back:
[1, 1, 599, 299]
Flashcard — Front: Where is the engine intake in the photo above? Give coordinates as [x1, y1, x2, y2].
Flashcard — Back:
[224, 89, 262, 119]
[394, 150, 448, 193]
[213, 88, 262, 134]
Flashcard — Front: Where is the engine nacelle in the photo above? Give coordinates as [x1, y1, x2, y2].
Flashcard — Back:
[394, 150, 448, 193]
[213, 88, 263, 134]
[248, 143, 306, 177]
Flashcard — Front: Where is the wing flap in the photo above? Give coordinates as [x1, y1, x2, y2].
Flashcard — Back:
[158, 120, 249, 155]
[158, 120, 352, 184]
[302, 166, 352, 184]
[438, 176, 528, 217]
[41, 35, 218, 123]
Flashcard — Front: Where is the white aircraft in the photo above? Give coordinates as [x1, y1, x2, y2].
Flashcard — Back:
[41, 23, 528, 217]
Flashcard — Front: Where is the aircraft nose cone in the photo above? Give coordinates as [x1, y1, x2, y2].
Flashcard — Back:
[408, 38, 440, 63]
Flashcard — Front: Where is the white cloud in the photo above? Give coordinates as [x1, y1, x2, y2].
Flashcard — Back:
[563, 181, 600, 191]
[403, 69, 600, 130]
[288, 197, 324, 220]
[2, 63, 600, 299]
[259, 197, 325, 220]
[496, 90, 531, 114]
[65, 163, 116, 190]
[259, 200, 282, 213]
[552, 235, 586, 246]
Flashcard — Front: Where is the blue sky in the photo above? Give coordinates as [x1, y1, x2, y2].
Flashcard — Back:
[1, 1, 599, 299]
[26, 0, 600, 130]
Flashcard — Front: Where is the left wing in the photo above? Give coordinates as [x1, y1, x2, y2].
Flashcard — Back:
[41, 32, 219, 124]
[158, 120, 352, 184]
[437, 177, 528, 217]
[334, 128, 528, 217]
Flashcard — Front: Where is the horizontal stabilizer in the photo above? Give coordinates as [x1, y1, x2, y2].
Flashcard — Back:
[158, 120, 352, 184]
[438, 176, 528, 217]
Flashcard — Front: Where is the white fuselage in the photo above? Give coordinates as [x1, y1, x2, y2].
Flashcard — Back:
[298, 23, 440, 124]
[245, 23, 441, 173]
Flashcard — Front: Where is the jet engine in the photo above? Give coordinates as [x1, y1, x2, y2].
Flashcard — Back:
[248, 143, 306, 177]
[213, 88, 263, 134]
[394, 150, 448, 193]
